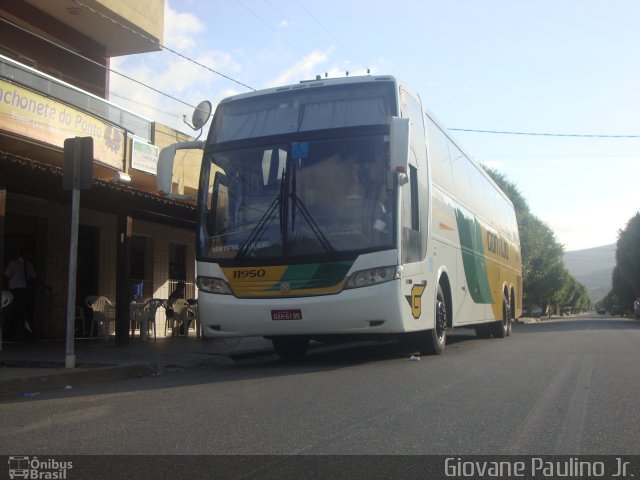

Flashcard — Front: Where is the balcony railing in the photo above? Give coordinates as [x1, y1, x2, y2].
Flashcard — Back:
[0, 53, 152, 141]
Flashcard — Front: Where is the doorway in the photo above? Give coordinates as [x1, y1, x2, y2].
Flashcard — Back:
[3, 212, 47, 336]
[76, 225, 99, 335]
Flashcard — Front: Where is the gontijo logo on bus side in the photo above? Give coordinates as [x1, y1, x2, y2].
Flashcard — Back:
[455, 207, 520, 319]
[405, 284, 426, 319]
[222, 261, 354, 298]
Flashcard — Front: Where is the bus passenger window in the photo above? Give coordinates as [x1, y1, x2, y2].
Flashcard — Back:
[410, 165, 419, 230]
[402, 164, 421, 263]
[402, 164, 419, 231]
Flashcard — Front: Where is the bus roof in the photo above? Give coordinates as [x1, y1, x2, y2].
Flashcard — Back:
[218, 75, 399, 105]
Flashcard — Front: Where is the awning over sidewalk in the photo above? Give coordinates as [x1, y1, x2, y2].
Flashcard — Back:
[0, 150, 196, 230]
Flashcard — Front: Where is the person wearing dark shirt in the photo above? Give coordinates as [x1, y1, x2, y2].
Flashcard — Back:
[4, 247, 38, 341]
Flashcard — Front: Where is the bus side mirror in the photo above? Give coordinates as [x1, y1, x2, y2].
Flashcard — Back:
[389, 116, 410, 178]
[157, 141, 205, 195]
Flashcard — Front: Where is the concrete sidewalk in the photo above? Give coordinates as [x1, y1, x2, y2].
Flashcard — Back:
[0, 335, 273, 401]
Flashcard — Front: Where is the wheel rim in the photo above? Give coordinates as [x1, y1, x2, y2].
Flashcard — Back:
[436, 297, 447, 342]
[503, 302, 511, 335]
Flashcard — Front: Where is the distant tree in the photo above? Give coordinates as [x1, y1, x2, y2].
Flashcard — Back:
[606, 213, 640, 309]
[485, 167, 588, 310]
[521, 213, 566, 304]
[557, 272, 591, 311]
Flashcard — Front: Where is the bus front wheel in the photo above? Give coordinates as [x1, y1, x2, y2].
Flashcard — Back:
[423, 284, 447, 355]
[272, 336, 310, 360]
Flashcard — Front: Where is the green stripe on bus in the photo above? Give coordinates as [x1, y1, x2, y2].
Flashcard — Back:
[455, 208, 494, 304]
[269, 260, 354, 291]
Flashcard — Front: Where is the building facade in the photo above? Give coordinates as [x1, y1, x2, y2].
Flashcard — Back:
[1, 0, 201, 341]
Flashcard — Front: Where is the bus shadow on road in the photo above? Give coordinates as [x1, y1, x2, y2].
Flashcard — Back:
[236, 329, 483, 369]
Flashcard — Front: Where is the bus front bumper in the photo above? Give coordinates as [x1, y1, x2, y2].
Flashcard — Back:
[198, 280, 409, 338]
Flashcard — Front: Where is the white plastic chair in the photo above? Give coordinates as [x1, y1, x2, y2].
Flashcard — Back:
[1, 291, 12, 351]
[130, 300, 146, 338]
[178, 302, 198, 337]
[88, 296, 115, 340]
[1, 290, 12, 310]
[141, 299, 163, 342]
[167, 298, 189, 336]
[191, 303, 200, 338]
[85, 296, 98, 309]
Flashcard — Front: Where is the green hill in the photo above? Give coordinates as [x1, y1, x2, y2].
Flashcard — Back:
[563, 244, 615, 303]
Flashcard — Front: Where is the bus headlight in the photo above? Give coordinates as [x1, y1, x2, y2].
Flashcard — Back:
[197, 276, 232, 295]
[345, 266, 398, 289]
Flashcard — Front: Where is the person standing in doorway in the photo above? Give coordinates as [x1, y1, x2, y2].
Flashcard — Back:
[4, 246, 37, 341]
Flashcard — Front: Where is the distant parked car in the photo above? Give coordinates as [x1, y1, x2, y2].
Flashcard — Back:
[597, 308, 607, 315]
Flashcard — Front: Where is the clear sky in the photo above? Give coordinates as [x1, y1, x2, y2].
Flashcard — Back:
[110, 0, 640, 252]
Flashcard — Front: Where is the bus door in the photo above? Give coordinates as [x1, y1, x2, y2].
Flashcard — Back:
[398, 88, 428, 276]
[391, 115, 427, 326]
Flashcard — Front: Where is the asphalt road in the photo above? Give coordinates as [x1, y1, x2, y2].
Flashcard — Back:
[2, 315, 640, 456]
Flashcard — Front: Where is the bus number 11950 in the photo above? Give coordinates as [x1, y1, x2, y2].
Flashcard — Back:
[233, 269, 266, 279]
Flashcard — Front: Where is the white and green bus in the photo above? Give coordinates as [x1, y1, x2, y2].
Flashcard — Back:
[160, 75, 522, 359]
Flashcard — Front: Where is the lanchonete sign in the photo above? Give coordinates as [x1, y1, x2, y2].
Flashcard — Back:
[0, 79, 125, 170]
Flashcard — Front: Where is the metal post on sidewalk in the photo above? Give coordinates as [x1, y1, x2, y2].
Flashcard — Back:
[0, 183, 5, 352]
[65, 187, 80, 368]
[63, 137, 93, 369]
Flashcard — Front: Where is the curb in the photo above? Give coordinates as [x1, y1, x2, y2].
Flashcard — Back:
[0, 363, 157, 401]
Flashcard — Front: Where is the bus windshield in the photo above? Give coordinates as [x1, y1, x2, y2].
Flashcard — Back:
[198, 133, 395, 262]
[211, 82, 394, 143]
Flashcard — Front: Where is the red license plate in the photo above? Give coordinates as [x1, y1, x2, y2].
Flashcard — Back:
[271, 309, 302, 320]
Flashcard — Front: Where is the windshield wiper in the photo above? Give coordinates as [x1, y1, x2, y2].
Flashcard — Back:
[291, 166, 297, 231]
[290, 191, 337, 257]
[279, 166, 288, 241]
[236, 161, 336, 259]
[235, 196, 280, 260]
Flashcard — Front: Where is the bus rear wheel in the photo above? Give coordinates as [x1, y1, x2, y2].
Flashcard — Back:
[423, 284, 447, 355]
[490, 298, 511, 338]
[272, 336, 310, 360]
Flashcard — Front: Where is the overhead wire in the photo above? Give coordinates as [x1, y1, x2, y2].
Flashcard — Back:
[108, 91, 186, 119]
[263, 0, 328, 54]
[235, 0, 309, 58]
[0, 16, 201, 113]
[70, 0, 255, 91]
[291, 0, 368, 70]
[449, 128, 640, 138]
